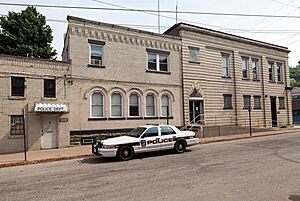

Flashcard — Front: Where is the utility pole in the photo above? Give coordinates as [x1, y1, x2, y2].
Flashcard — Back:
[248, 106, 252, 136]
[158, 0, 160, 33]
[176, 0, 178, 23]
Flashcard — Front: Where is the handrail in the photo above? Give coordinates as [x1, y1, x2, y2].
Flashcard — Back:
[188, 113, 205, 131]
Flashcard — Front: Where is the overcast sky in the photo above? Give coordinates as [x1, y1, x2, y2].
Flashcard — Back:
[1, 0, 300, 66]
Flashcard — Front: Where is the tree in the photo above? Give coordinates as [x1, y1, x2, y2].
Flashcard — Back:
[290, 65, 300, 87]
[0, 6, 56, 59]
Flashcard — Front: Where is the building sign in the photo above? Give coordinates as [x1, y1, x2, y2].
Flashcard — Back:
[34, 103, 68, 113]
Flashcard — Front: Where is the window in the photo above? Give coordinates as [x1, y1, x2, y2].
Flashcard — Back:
[129, 94, 140, 117]
[293, 95, 300, 100]
[269, 61, 275, 81]
[143, 127, 158, 137]
[160, 126, 176, 135]
[91, 92, 104, 118]
[10, 115, 24, 136]
[90, 44, 103, 66]
[254, 96, 261, 109]
[223, 94, 233, 109]
[243, 95, 251, 109]
[279, 97, 285, 109]
[222, 53, 230, 77]
[146, 94, 156, 116]
[189, 47, 199, 63]
[11, 77, 25, 97]
[161, 95, 171, 116]
[277, 62, 283, 82]
[111, 92, 122, 117]
[252, 59, 259, 80]
[147, 50, 169, 72]
[44, 79, 56, 98]
[242, 57, 249, 79]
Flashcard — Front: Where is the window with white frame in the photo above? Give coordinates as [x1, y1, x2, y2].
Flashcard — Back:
[254, 96, 261, 109]
[242, 57, 249, 79]
[161, 95, 171, 116]
[90, 44, 103, 66]
[129, 93, 140, 117]
[252, 58, 259, 80]
[189, 47, 199, 63]
[146, 94, 156, 116]
[243, 95, 251, 109]
[277, 62, 283, 82]
[111, 92, 123, 117]
[147, 50, 169, 72]
[223, 94, 233, 109]
[91, 92, 104, 118]
[269, 61, 275, 81]
[222, 53, 230, 77]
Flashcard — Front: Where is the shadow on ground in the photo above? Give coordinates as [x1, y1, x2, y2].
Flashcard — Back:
[289, 194, 300, 201]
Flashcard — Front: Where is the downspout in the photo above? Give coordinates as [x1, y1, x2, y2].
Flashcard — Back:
[261, 58, 267, 127]
[232, 51, 238, 126]
[179, 31, 185, 128]
[284, 60, 291, 126]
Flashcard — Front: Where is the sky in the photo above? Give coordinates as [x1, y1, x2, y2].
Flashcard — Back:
[1, 0, 300, 66]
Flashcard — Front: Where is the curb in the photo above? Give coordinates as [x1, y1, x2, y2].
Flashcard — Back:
[198, 130, 296, 144]
[0, 154, 95, 169]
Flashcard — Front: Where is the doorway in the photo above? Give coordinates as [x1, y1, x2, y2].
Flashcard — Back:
[41, 116, 58, 149]
[270, 97, 277, 127]
[189, 99, 204, 124]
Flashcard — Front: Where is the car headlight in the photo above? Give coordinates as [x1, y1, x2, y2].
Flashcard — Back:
[102, 144, 116, 149]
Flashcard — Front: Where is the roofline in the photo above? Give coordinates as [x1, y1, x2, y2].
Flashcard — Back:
[0, 54, 70, 65]
[67, 15, 181, 41]
[164, 23, 290, 53]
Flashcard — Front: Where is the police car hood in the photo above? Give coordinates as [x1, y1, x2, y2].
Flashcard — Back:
[102, 136, 139, 145]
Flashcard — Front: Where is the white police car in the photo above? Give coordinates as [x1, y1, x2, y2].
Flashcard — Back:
[92, 125, 199, 161]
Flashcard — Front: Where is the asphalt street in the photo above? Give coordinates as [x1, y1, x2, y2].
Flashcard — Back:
[0, 133, 300, 201]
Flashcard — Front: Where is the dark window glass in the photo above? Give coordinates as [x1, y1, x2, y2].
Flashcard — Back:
[243, 95, 251, 109]
[129, 94, 139, 116]
[44, 79, 56, 98]
[90, 45, 103, 66]
[160, 126, 176, 135]
[147, 53, 157, 70]
[277, 63, 283, 82]
[11, 77, 25, 97]
[269, 62, 275, 81]
[252, 59, 259, 80]
[254, 96, 261, 109]
[279, 97, 285, 109]
[10, 115, 24, 135]
[222, 53, 230, 77]
[159, 55, 168, 71]
[242, 57, 249, 79]
[223, 94, 233, 109]
[143, 127, 158, 137]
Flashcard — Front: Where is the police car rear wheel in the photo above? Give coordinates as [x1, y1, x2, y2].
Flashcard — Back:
[174, 141, 186, 154]
[117, 146, 134, 161]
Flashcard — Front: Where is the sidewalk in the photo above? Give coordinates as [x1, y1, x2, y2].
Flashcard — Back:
[0, 127, 299, 168]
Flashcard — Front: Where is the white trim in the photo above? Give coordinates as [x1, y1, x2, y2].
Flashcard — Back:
[189, 97, 203, 101]
[110, 92, 123, 118]
[145, 93, 156, 117]
[128, 93, 140, 117]
[90, 91, 105, 118]
[160, 94, 172, 117]
[89, 43, 104, 66]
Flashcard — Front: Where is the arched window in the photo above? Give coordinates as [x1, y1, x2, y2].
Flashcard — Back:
[111, 92, 123, 117]
[91, 92, 104, 117]
[161, 95, 171, 116]
[129, 93, 140, 117]
[146, 94, 156, 117]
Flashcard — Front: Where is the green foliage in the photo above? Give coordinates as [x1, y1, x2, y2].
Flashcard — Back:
[290, 65, 300, 87]
[0, 6, 56, 59]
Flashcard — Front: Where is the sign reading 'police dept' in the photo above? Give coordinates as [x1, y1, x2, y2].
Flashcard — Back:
[34, 103, 68, 112]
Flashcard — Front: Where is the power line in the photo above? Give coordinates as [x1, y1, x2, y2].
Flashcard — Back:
[271, 0, 299, 8]
[1, 2, 300, 18]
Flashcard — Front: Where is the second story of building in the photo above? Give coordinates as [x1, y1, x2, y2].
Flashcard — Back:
[62, 16, 182, 87]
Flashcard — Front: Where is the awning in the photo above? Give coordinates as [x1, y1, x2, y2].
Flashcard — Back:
[34, 103, 68, 113]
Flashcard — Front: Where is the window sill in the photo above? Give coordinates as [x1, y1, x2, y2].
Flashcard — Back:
[8, 135, 24, 139]
[144, 116, 159, 119]
[127, 117, 143, 120]
[269, 81, 276, 83]
[252, 79, 260, 82]
[279, 107, 286, 110]
[146, 70, 171, 74]
[222, 76, 231, 79]
[223, 107, 233, 110]
[41, 97, 57, 101]
[88, 64, 105, 68]
[277, 81, 284, 84]
[88, 117, 107, 121]
[8, 96, 26, 100]
[243, 107, 251, 110]
[242, 78, 250, 81]
[254, 107, 262, 110]
[159, 116, 174, 119]
[188, 61, 200, 64]
[108, 117, 126, 120]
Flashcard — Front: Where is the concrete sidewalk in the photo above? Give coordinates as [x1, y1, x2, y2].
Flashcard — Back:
[0, 127, 299, 168]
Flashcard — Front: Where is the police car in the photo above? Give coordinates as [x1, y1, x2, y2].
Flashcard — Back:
[92, 125, 199, 161]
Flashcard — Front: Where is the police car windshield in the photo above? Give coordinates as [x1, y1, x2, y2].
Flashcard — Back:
[127, 127, 147, 138]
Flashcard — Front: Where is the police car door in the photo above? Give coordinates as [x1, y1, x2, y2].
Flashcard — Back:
[139, 127, 161, 152]
[159, 126, 177, 150]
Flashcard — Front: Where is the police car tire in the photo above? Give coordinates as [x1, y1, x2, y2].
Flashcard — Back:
[174, 140, 186, 154]
[117, 146, 134, 161]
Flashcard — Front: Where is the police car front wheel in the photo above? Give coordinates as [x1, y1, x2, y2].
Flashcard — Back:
[174, 140, 186, 154]
[117, 146, 134, 161]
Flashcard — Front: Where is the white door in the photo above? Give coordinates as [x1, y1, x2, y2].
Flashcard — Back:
[41, 116, 58, 149]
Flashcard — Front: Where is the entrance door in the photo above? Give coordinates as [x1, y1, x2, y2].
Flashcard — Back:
[41, 116, 58, 149]
[270, 97, 277, 127]
[189, 100, 204, 124]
